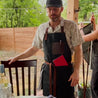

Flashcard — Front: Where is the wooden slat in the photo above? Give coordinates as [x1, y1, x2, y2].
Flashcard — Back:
[28, 67, 31, 95]
[15, 44, 32, 50]
[2, 60, 37, 68]
[15, 67, 20, 96]
[22, 67, 25, 95]
[0, 42, 13, 45]
[34, 64, 37, 95]
[15, 41, 32, 45]
[15, 33, 35, 37]
[15, 37, 35, 42]
[9, 68, 13, 93]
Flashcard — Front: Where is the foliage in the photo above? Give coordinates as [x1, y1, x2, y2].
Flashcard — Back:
[61, 0, 67, 19]
[0, 0, 98, 28]
[79, 0, 98, 22]
[79, 83, 90, 88]
[78, 83, 91, 98]
[0, 0, 48, 28]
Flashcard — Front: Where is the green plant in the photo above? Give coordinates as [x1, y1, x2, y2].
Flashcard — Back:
[78, 83, 91, 98]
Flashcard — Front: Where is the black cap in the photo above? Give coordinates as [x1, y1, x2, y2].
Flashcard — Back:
[46, 0, 63, 8]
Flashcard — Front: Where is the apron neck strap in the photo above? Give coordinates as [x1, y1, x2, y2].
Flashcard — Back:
[61, 26, 64, 32]
[44, 26, 64, 40]
[44, 27, 48, 40]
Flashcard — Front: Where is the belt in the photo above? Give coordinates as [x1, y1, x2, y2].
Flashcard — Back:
[45, 61, 56, 97]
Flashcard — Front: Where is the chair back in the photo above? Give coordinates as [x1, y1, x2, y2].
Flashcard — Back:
[1, 59, 37, 96]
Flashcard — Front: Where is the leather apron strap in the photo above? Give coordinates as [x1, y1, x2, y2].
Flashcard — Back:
[45, 28, 48, 40]
[49, 63, 52, 94]
[45, 61, 56, 97]
[44, 28, 56, 95]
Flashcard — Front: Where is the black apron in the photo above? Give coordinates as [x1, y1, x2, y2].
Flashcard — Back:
[91, 40, 98, 69]
[42, 27, 74, 98]
[91, 40, 98, 98]
[82, 23, 93, 64]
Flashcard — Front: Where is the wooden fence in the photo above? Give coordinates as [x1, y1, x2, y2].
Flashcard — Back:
[0, 27, 44, 56]
[0, 25, 98, 54]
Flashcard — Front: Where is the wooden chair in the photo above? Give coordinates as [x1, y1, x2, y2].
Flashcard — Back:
[1, 59, 37, 96]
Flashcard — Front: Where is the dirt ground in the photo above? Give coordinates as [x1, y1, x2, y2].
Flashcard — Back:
[0, 50, 92, 96]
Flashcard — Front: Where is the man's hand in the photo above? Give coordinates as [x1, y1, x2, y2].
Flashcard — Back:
[8, 57, 18, 65]
[91, 14, 95, 24]
[8, 46, 39, 65]
[68, 45, 82, 87]
[68, 71, 79, 87]
[91, 13, 96, 30]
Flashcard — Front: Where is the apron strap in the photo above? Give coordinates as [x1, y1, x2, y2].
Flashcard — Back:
[44, 28, 48, 40]
[61, 26, 64, 33]
[45, 61, 56, 97]
[44, 26, 64, 41]
[53, 64, 56, 97]
[49, 63, 52, 94]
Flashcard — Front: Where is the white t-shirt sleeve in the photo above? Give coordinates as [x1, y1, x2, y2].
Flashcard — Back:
[32, 26, 43, 49]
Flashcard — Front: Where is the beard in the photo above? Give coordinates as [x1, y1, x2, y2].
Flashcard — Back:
[49, 14, 60, 22]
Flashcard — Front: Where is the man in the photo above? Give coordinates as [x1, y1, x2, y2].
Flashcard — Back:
[80, 15, 98, 98]
[9, 0, 83, 97]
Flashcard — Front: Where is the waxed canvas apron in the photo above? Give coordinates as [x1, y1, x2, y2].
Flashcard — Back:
[91, 40, 98, 98]
[42, 27, 74, 98]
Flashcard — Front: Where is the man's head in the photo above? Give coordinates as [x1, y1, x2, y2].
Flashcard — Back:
[46, 0, 63, 22]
